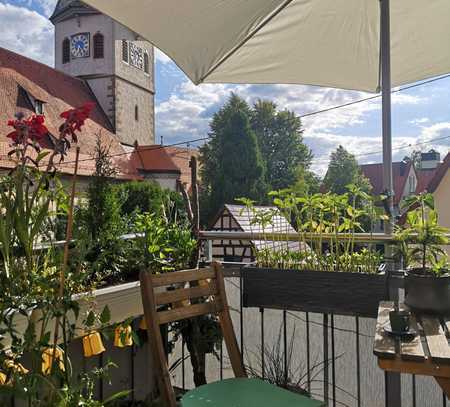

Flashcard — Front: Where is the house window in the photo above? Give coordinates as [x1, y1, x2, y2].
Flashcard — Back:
[135, 105, 139, 121]
[93, 33, 104, 59]
[122, 40, 128, 63]
[62, 38, 70, 64]
[409, 175, 416, 194]
[35, 100, 44, 115]
[144, 52, 149, 74]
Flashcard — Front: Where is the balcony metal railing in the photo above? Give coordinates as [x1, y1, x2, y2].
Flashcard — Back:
[190, 231, 449, 407]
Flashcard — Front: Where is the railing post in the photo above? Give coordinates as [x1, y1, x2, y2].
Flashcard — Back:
[323, 314, 329, 406]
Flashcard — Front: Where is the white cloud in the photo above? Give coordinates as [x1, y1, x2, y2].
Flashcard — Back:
[14, 0, 57, 17]
[155, 77, 433, 176]
[38, 0, 57, 16]
[0, 2, 54, 66]
[410, 117, 430, 126]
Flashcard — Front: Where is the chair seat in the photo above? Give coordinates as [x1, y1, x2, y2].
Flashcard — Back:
[181, 378, 324, 407]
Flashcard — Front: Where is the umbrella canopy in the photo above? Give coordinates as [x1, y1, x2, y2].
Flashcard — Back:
[82, 0, 450, 93]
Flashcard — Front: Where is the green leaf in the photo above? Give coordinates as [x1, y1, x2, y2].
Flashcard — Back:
[85, 311, 96, 327]
[100, 305, 111, 325]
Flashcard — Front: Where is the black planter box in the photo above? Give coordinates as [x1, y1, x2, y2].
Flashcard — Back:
[242, 266, 388, 318]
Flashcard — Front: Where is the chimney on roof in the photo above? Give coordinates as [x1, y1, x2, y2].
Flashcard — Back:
[421, 149, 441, 170]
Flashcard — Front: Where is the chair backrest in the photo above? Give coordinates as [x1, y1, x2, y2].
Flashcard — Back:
[139, 262, 246, 407]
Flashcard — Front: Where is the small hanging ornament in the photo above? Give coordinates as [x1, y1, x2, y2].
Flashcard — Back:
[83, 331, 106, 358]
[0, 372, 8, 386]
[4, 359, 28, 375]
[114, 325, 133, 348]
[42, 347, 65, 375]
[139, 317, 147, 330]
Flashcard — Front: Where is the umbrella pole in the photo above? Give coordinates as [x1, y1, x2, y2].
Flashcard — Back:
[381, 0, 394, 236]
[380, 2, 401, 407]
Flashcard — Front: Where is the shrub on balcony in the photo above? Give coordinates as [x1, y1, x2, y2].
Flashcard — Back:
[0, 106, 129, 405]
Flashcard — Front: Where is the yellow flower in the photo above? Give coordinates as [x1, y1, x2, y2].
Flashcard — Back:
[82, 331, 106, 358]
[42, 347, 65, 375]
[114, 325, 133, 348]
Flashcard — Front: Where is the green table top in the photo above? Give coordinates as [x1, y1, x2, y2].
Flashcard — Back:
[181, 378, 324, 407]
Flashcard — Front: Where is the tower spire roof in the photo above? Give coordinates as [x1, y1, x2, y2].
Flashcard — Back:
[50, 0, 98, 24]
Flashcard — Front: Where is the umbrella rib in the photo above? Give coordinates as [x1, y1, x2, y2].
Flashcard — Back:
[198, 0, 295, 84]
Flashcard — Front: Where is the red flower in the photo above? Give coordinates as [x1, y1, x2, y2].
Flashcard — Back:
[60, 102, 94, 142]
[27, 115, 48, 141]
[6, 115, 48, 146]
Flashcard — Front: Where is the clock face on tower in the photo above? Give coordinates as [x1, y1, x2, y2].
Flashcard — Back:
[129, 43, 144, 70]
[70, 33, 90, 59]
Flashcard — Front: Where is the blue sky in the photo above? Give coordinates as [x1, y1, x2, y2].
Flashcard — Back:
[1, 0, 450, 175]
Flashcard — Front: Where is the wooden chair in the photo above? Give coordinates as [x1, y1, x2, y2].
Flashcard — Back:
[140, 262, 323, 407]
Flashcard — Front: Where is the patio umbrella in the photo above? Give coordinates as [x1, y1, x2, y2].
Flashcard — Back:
[83, 0, 450, 231]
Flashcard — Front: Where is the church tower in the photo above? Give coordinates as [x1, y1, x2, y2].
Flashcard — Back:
[50, 0, 155, 146]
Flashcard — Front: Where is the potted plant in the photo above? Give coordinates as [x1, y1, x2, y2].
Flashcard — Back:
[396, 193, 449, 313]
[240, 186, 389, 318]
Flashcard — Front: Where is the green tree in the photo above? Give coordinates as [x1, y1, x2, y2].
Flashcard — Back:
[114, 180, 186, 227]
[82, 137, 123, 240]
[200, 94, 266, 222]
[291, 166, 321, 196]
[75, 137, 127, 284]
[323, 145, 371, 195]
[251, 99, 312, 191]
[403, 149, 422, 169]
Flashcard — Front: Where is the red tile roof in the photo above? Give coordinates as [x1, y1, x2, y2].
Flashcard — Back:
[164, 146, 199, 187]
[0, 46, 197, 186]
[427, 152, 450, 193]
[360, 161, 413, 205]
[0, 47, 139, 179]
[133, 145, 181, 174]
[415, 168, 438, 194]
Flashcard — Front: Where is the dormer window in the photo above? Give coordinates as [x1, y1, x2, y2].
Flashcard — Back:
[35, 100, 44, 115]
[62, 38, 70, 64]
[93, 33, 104, 59]
[122, 40, 129, 63]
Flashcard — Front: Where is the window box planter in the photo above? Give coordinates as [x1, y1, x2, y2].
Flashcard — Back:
[3, 280, 147, 348]
[242, 266, 388, 318]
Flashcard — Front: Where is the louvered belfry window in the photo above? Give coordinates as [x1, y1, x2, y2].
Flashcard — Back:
[122, 40, 129, 63]
[144, 52, 149, 74]
[93, 33, 104, 59]
[62, 38, 70, 64]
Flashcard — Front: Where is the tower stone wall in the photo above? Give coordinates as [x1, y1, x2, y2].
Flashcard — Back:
[51, 1, 155, 146]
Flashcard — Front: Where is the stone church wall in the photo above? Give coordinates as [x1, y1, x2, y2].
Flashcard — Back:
[115, 77, 155, 146]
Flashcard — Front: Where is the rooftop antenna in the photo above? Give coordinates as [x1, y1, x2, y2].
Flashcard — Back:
[160, 134, 164, 146]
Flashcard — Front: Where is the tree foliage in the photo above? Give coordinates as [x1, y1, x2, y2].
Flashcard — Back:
[200, 94, 314, 223]
[251, 99, 312, 191]
[200, 94, 266, 222]
[323, 145, 371, 195]
[114, 180, 186, 227]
